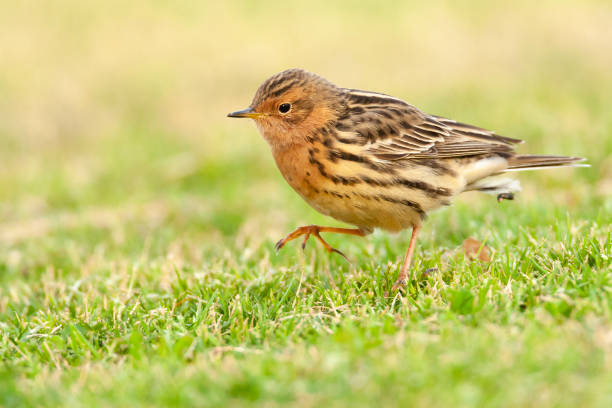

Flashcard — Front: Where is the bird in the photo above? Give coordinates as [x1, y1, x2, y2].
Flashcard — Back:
[228, 68, 585, 290]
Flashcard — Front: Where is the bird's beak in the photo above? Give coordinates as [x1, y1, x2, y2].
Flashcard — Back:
[227, 107, 263, 119]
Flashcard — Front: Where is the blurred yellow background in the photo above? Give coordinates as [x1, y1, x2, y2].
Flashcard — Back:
[1, 0, 610, 239]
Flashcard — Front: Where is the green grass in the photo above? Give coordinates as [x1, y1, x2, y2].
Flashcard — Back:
[1, 0, 612, 407]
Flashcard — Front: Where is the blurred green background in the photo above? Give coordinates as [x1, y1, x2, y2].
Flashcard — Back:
[1, 1, 611, 406]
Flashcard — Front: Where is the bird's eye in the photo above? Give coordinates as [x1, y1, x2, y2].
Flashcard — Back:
[278, 103, 291, 114]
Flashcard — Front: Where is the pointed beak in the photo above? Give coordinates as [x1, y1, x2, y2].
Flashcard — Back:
[227, 107, 263, 119]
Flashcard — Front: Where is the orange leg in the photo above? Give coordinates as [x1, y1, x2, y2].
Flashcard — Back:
[392, 225, 421, 291]
[275, 225, 368, 260]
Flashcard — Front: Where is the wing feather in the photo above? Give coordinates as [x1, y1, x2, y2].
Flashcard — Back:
[337, 91, 522, 161]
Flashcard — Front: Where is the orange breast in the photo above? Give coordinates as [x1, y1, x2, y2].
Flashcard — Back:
[270, 142, 428, 231]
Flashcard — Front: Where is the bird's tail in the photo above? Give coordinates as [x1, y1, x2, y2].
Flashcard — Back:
[504, 155, 587, 172]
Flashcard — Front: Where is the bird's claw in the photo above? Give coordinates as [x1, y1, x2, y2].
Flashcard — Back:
[330, 247, 349, 262]
[274, 239, 286, 252]
[497, 193, 514, 203]
[301, 233, 310, 250]
[392, 278, 407, 292]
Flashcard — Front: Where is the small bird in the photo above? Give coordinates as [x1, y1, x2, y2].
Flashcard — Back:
[228, 69, 585, 290]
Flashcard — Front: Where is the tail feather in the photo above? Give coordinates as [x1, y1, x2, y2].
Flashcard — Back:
[505, 155, 587, 172]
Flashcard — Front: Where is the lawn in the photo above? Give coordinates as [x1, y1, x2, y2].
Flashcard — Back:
[1, 1, 611, 407]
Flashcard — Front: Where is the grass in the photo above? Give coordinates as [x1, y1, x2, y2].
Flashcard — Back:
[1, 0, 612, 406]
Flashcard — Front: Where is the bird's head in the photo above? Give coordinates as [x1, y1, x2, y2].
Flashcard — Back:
[228, 69, 344, 149]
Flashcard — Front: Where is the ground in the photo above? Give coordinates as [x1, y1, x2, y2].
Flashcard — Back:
[1, 1, 611, 407]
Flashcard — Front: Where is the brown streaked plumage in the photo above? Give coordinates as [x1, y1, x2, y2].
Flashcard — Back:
[228, 68, 586, 290]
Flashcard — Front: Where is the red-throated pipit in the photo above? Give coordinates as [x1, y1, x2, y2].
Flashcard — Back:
[228, 69, 585, 290]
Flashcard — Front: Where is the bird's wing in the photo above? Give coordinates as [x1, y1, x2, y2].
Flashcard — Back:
[364, 113, 523, 161]
[337, 90, 523, 161]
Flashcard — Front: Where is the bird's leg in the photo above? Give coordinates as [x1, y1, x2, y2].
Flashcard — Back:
[275, 225, 367, 260]
[392, 225, 422, 291]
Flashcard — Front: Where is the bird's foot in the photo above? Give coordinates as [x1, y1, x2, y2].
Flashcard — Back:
[497, 193, 514, 203]
[391, 277, 407, 292]
[275, 225, 349, 261]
